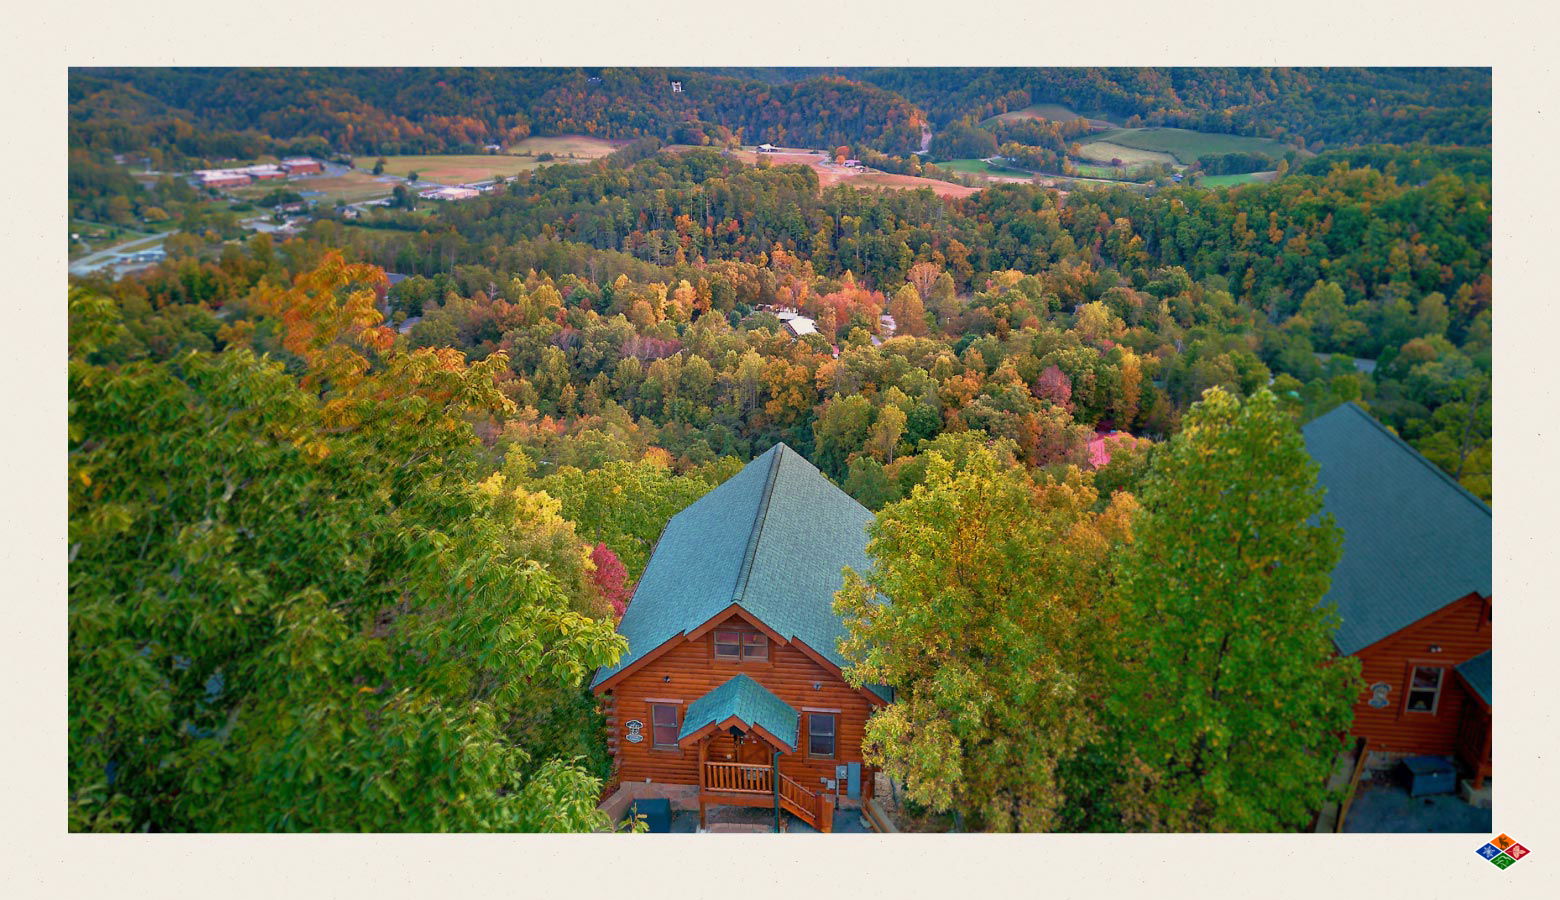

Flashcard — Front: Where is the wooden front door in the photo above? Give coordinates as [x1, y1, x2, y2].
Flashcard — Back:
[735, 732, 771, 766]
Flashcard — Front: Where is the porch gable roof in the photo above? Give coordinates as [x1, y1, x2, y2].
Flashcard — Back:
[1457, 650, 1492, 706]
[677, 674, 799, 752]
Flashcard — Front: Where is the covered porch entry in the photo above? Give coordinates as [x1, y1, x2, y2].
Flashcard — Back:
[1455, 651, 1493, 792]
[676, 674, 834, 832]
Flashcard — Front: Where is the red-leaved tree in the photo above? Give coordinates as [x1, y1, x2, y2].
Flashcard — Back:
[590, 543, 633, 617]
[1033, 365, 1074, 411]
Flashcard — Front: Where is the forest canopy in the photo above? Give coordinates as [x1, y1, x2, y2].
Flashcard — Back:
[67, 66, 1492, 832]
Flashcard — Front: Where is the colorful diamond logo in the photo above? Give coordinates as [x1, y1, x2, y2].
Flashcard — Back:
[1478, 834, 1531, 869]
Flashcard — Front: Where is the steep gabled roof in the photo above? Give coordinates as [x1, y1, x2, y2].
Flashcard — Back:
[677, 674, 799, 751]
[590, 443, 883, 696]
[1457, 650, 1493, 706]
[1302, 403, 1492, 655]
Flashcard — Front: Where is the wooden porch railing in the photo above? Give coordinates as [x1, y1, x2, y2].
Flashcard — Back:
[700, 763, 834, 832]
[703, 762, 773, 794]
[779, 772, 833, 833]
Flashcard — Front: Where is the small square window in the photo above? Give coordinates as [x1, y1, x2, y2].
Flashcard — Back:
[808, 713, 836, 758]
[714, 628, 767, 662]
[1405, 666, 1444, 714]
[743, 632, 768, 660]
[714, 630, 741, 659]
[651, 703, 680, 749]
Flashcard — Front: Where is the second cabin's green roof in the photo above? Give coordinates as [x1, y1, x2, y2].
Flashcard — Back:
[591, 443, 887, 700]
[678, 674, 799, 751]
[1303, 403, 1492, 656]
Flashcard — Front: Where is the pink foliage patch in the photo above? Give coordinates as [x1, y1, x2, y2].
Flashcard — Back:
[590, 543, 633, 617]
[1034, 365, 1074, 411]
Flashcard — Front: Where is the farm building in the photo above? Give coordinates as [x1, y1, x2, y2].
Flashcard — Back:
[280, 158, 324, 175]
[757, 143, 778, 153]
[242, 164, 287, 181]
[1303, 403, 1493, 791]
[419, 186, 481, 201]
[592, 444, 890, 832]
[194, 170, 252, 188]
[842, 159, 862, 168]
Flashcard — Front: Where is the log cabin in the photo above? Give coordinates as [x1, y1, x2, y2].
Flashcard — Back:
[591, 443, 891, 831]
[1303, 403, 1493, 790]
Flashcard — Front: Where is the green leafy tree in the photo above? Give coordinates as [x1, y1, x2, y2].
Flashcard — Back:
[534, 459, 714, 580]
[835, 447, 1135, 831]
[68, 259, 627, 832]
[1102, 388, 1359, 832]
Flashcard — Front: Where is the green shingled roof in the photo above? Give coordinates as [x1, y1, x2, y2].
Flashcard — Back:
[677, 674, 799, 751]
[1302, 403, 1492, 656]
[1457, 650, 1492, 706]
[591, 443, 888, 700]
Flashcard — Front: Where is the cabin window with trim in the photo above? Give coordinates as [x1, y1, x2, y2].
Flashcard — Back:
[808, 713, 836, 758]
[1404, 665, 1445, 714]
[650, 703, 680, 749]
[713, 628, 768, 662]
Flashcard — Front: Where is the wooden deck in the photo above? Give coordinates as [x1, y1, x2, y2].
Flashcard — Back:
[698, 762, 833, 832]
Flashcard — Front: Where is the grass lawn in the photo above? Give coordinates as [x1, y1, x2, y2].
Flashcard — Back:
[983, 103, 1120, 129]
[508, 135, 623, 158]
[1073, 141, 1178, 168]
[351, 154, 547, 185]
[1070, 163, 1135, 179]
[1081, 127, 1299, 165]
[1195, 172, 1276, 188]
[934, 158, 1037, 178]
[70, 219, 158, 241]
[233, 171, 398, 205]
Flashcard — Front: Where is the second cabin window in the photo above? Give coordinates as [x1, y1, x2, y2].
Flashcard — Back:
[713, 628, 768, 662]
[1405, 665, 1445, 714]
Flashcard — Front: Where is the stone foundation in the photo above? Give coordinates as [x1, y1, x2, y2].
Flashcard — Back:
[1459, 778, 1492, 809]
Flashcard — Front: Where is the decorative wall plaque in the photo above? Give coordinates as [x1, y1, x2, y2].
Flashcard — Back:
[1367, 683, 1391, 708]
[624, 719, 644, 743]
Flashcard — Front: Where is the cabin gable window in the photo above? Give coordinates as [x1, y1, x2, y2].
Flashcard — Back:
[1403, 664, 1445, 715]
[807, 712, 836, 759]
[713, 627, 768, 662]
[650, 703, 681, 749]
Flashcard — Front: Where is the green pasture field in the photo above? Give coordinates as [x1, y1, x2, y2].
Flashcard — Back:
[1194, 172, 1276, 188]
[983, 103, 1121, 129]
[352, 154, 544, 184]
[1081, 127, 1298, 165]
[1073, 141, 1178, 168]
[507, 135, 623, 158]
[934, 158, 1037, 177]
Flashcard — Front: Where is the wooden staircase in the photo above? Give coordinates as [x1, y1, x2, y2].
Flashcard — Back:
[779, 772, 834, 833]
[700, 762, 835, 832]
